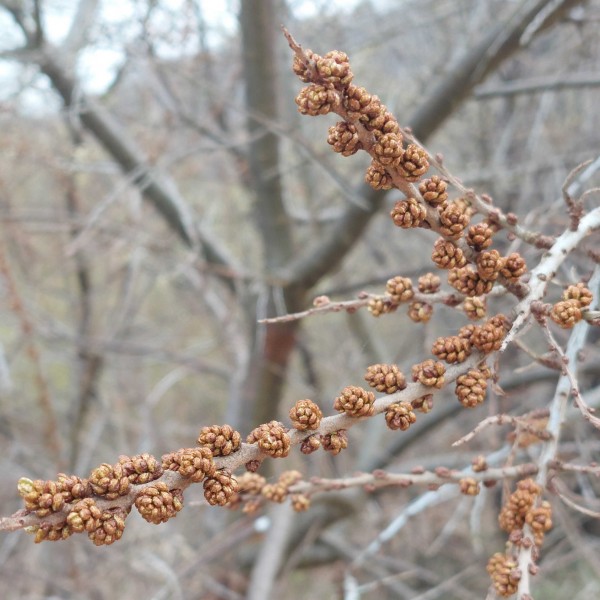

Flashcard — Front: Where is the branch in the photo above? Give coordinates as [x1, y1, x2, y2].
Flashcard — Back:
[550, 477, 600, 519]
[280, 0, 581, 293]
[501, 207, 600, 351]
[290, 464, 538, 497]
[240, 0, 292, 273]
[37, 51, 240, 290]
[514, 265, 600, 598]
[452, 409, 551, 448]
[539, 317, 600, 429]
[407, 0, 584, 141]
[475, 72, 600, 99]
[61, 0, 100, 58]
[351, 445, 513, 568]
[0, 349, 489, 534]
[257, 288, 470, 325]
[402, 127, 554, 249]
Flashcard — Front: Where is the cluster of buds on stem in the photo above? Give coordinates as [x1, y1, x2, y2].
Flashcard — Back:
[8, 37, 597, 600]
[487, 478, 553, 595]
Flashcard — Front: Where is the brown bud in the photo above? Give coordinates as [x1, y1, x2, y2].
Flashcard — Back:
[397, 144, 429, 181]
[334, 385, 375, 417]
[289, 399, 323, 431]
[455, 369, 488, 407]
[431, 335, 472, 364]
[431, 238, 467, 269]
[327, 121, 361, 156]
[385, 402, 417, 431]
[321, 430, 348, 455]
[203, 469, 239, 506]
[459, 477, 480, 496]
[197, 424, 241, 457]
[419, 176, 448, 206]
[386, 276, 414, 303]
[407, 301, 433, 323]
[466, 222, 494, 251]
[364, 364, 407, 394]
[411, 359, 445, 388]
[365, 160, 394, 190]
[390, 198, 427, 228]
[418, 272, 441, 294]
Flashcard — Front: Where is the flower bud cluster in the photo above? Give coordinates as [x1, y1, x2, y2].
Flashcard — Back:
[18, 474, 91, 518]
[19, 451, 181, 545]
[487, 553, 521, 597]
[550, 282, 593, 328]
[247, 421, 292, 458]
[197, 424, 241, 457]
[334, 385, 376, 417]
[135, 483, 184, 524]
[498, 478, 542, 534]
[291, 41, 432, 214]
[487, 478, 553, 593]
[162, 447, 216, 483]
[289, 399, 323, 431]
[364, 363, 407, 394]
[261, 470, 304, 506]
[384, 402, 416, 431]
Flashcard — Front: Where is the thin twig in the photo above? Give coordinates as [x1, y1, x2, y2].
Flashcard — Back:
[258, 289, 465, 324]
[349, 446, 512, 569]
[538, 315, 600, 429]
[290, 464, 538, 497]
[452, 410, 550, 447]
[501, 207, 600, 351]
[401, 128, 549, 248]
[550, 477, 600, 519]
[0, 244, 63, 468]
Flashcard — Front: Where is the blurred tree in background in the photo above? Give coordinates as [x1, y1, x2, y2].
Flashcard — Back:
[0, 1, 599, 598]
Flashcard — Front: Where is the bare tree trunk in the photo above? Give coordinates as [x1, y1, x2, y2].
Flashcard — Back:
[235, 0, 306, 432]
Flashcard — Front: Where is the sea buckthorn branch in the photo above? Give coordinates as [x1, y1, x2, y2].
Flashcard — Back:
[257, 294, 371, 324]
[489, 267, 600, 598]
[288, 463, 538, 498]
[400, 127, 555, 249]
[536, 304, 600, 430]
[1, 347, 491, 540]
[531, 266, 600, 484]
[284, 26, 547, 311]
[452, 409, 551, 448]
[285, 28, 600, 342]
[257, 286, 500, 325]
[284, 26, 565, 348]
[281, 30, 600, 597]
[562, 160, 593, 231]
[1, 31, 598, 600]
[552, 461, 600, 477]
[282, 31, 457, 235]
[501, 207, 600, 351]
[284, 33, 461, 252]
